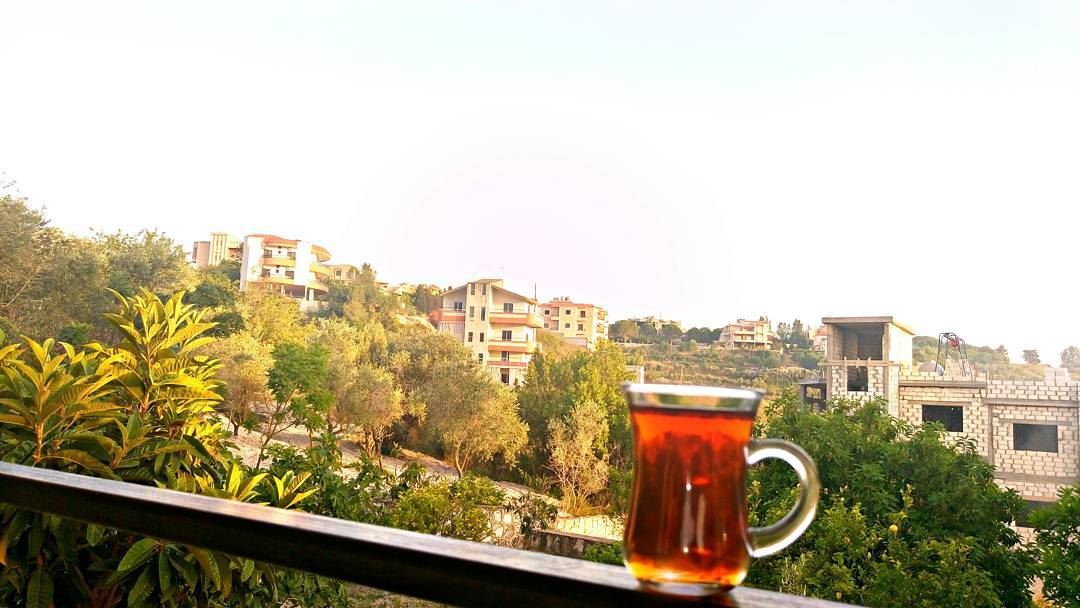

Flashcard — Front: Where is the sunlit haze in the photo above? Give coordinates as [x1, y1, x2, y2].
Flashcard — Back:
[3, 1, 1079, 361]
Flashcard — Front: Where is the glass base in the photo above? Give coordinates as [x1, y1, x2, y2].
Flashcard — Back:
[638, 580, 734, 597]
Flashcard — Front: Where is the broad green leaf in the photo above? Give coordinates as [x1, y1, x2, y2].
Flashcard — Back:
[157, 550, 173, 596]
[27, 568, 53, 608]
[0, 510, 30, 566]
[127, 564, 154, 607]
[118, 538, 159, 572]
[86, 523, 104, 547]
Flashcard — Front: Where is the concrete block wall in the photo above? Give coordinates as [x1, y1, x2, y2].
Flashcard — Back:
[897, 384, 989, 458]
[991, 404, 1078, 479]
[828, 364, 888, 403]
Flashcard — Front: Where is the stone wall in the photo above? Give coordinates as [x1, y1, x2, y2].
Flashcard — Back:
[525, 529, 613, 559]
[827, 363, 888, 402]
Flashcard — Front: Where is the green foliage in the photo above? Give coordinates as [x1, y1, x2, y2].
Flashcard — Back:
[0, 290, 325, 608]
[94, 230, 194, 298]
[609, 320, 639, 342]
[518, 342, 633, 473]
[547, 399, 609, 514]
[411, 284, 442, 315]
[1022, 349, 1040, 364]
[318, 264, 402, 328]
[1029, 485, 1080, 606]
[746, 388, 1033, 607]
[55, 322, 93, 347]
[389, 475, 505, 542]
[582, 541, 624, 566]
[256, 341, 331, 467]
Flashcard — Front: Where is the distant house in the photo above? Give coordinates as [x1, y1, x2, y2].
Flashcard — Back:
[238, 234, 334, 310]
[190, 232, 243, 268]
[718, 318, 777, 350]
[540, 297, 609, 350]
[430, 279, 543, 386]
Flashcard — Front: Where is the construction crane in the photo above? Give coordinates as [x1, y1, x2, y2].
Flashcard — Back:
[932, 331, 971, 377]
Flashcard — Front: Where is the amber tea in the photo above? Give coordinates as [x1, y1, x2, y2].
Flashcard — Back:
[622, 384, 819, 595]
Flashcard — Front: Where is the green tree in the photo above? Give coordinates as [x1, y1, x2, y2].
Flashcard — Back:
[1029, 485, 1080, 606]
[425, 368, 528, 475]
[518, 342, 633, 475]
[203, 331, 273, 436]
[0, 291, 319, 607]
[1023, 349, 1040, 364]
[609, 320, 639, 342]
[0, 195, 111, 339]
[660, 323, 683, 343]
[746, 389, 1032, 607]
[790, 319, 809, 348]
[1060, 346, 1080, 369]
[94, 229, 193, 297]
[238, 288, 308, 346]
[547, 399, 610, 515]
[258, 342, 330, 466]
[411, 284, 443, 315]
[390, 476, 505, 542]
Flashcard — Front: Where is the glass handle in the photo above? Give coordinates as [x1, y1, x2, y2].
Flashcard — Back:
[746, 438, 820, 558]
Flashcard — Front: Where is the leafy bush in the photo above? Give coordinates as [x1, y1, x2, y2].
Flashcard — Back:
[746, 388, 1033, 607]
[390, 475, 505, 542]
[582, 541, 624, 566]
[1029, 485, 1080, 606]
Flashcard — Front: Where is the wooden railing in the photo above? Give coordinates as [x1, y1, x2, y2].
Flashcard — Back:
[0, 463, 852, 608]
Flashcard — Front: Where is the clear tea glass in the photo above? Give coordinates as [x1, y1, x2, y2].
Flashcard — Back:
[622, 383, 819, 595]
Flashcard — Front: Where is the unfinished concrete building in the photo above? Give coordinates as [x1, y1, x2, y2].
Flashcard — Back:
[818, 315, 1080, 534]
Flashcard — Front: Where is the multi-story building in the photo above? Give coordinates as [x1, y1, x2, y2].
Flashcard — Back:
[326, 264, 362, 282]
[718, 318, 777, 350]
[815, 315, 1080, 539]
[238, 234, 333, 309]
[191, 232, 244, 268]
[541, 298, 609, 350]
[430, 279, 544, 386]
[632, 316, 681, 333]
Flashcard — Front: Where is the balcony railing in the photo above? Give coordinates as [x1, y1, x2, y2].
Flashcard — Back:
[0, 462, 850, 607]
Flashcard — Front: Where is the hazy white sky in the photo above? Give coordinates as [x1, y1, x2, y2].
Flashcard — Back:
[2, 2, 1079, 362]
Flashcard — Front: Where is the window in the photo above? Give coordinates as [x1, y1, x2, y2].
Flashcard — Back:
[500, 370, 510, 385]
[470, 283, 475, 295]
[477, 353, 484, 363]
[544, 309, 550, 315]
[577, 323, 584, 331]
[480, 307, 486, 321]
[482, 284, 487, 295]
[564, 323, 570, 329]
[467, 332, 473, 342]
[1014, 423, 1058, 452]
[846, 366, 868, 392]
[453, 301, 463, 311]
[1016, 500, 1055, 527]
[479, 332, 485, 342]
[922, 405, 963, 432]
[501, 351, 510, 362]
[503, 302, 514, 312]
[580, 310, 586, 317]
[564, 309, 570, 315]
[502, 330, 512, 340]
[469, 306, 475, 319]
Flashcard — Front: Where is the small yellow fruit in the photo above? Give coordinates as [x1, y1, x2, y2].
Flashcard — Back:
[889, 524, 899, 535]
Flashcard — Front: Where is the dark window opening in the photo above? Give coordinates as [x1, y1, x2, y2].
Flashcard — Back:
[502, 330, 512, 340]
[503, 302, 514, 312]
[922, 405, 963, 432]
[480, 307, 486, 321]
[470, 283, 475, 295]
[1014, 423, 1058, 452]
[1016, 500, 1056, 527]
[847, 365, 868, 391]
[479, 332, 485, 342]
[500, 370, 510, 384]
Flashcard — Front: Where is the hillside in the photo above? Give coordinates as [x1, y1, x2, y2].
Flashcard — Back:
[629, 343, 819, 396]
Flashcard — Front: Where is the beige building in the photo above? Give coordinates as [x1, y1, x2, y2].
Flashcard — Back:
[718, 318, 778, 350]
[326, 264, 362, 282]
[541, 298, 609, 350]
[632, 316, 681, 333]
[191, 232, 244, 268]
[238, 234, 333, 309]
[817, 315, 1080, 534]
[431, 279, 544, 386]
[810, 325, 828, 353]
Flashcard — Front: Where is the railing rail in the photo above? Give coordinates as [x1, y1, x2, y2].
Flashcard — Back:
[0, 462, 851, 608]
